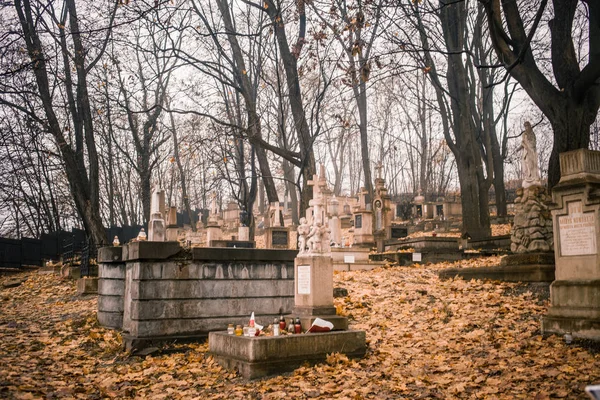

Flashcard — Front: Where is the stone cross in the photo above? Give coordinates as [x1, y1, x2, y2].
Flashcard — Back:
[375, 161, 383, 180]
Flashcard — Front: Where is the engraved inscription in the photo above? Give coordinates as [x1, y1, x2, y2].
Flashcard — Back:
[297, 265, 311, 295]
[559, 201, 597, 256]
[272, 230, 289, 246]
[355, 215, 362, 229]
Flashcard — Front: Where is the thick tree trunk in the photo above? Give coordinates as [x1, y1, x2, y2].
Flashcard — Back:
[547, 104, 591, 188]
[439, 0, 491, 239]
[263, 0, 316, 214]
[456, 157, 491, 240]
[141, 167, 151, 223]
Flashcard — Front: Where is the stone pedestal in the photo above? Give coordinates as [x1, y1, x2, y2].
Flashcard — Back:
[209, 330, 366, 379]
[206, 223, 222, 246]
[329, 215, 342, 247]
[97, 246, 126, 329]
[76, 277, 98, 294]
[292, 255, 347, 331]
[238, 226, 250, 241]
[353, 210, 374, 248]
[510, 185, 553, 253]
[542, 149, 600, 340]
[148, 212, 166, 242]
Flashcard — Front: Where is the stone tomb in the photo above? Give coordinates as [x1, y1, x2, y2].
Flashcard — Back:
[542, 149, 600, 340]
[97, 242, 297, 351]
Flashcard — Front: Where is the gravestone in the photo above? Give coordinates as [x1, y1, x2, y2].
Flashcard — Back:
[166, 206, 178, 242]
[328, 196, 342, 246]
[148, 189, 166, 242]
[353, 188, 374, 248]
[265, 202, 289, 249]
[542, 149, 600, 340]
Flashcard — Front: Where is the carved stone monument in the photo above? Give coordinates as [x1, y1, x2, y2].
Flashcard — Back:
[510, 186, 553, 253]
[502, 123, 555, 282]
[542, 149, 600, 340]
[328, 196, 342, 247]
[148, 189, 166, 242]
[206, 192, 222, 246]
[293, 186, 345, 331]
[373, 162, 393, 252]
[352, 187, 374, 248]
[265, 201, 289, 249]
[166, 206, 178, 242]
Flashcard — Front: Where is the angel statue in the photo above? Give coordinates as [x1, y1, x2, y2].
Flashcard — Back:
[518, 121, 542, 188]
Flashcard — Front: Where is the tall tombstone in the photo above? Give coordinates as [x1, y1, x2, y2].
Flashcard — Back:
[294, 187, 347, 331]
[166, 206, 178, 242]
[413, 189, 425, 219]
[328, 196, 342, 247]
[542, 149, 600, 340]
[374, 174, 393, 252]
[265, 201, 289, 249]
[148, 189, 166, 242]
[353, 187, 374, 248]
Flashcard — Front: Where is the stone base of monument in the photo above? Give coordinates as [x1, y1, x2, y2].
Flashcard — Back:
[289, 306, 349, 331]
[76, 276, 98, 294]
[208, 330, 366, 379]
[438, 252, 555, 282]
[331, 247, 385, 271]
[60, 265, 81, 280]
[542, 280, 600, 340]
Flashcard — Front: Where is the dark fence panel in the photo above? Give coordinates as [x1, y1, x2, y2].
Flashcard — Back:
[1, 224, 154, 270]
[0, 238, 22, 269]
[21, 238, 42, 267]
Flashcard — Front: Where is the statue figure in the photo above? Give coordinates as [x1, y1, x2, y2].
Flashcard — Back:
[518, 121, 542, 188]
[306, 222, 323, 253]
[297, 217, 310, 254]
[210, 191, 218, 216]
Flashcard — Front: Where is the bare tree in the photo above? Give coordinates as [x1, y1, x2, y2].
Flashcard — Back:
[480, 0, 600, 189]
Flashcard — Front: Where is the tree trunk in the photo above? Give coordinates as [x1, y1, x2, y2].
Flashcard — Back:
[15, 0, 106, 245]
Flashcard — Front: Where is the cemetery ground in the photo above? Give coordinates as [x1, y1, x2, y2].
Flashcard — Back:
[1, 258, 599, 399]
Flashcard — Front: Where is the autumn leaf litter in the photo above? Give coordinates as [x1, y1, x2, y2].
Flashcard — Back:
[1, 258, 598, 399]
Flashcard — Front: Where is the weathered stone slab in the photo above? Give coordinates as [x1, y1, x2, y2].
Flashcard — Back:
[210, 240, 255, 248]
[130, 297, 293, 320]
[76, 277, 98, 294]
[438, 264, 555, 282]
[98, 295, 125, 313]
[501, 252, 554, 267]
[125, 241, 182, 261]
[467, 235, 511, 250]
[131, 280, 293, 300]
[386, 237, 459, 252]
[98, 279, 125, 295]
[97, 312, 123, 330]
[98, 263, 125, 279]
[192, 248, 297, 262]
[98, 246, 123, 263]
[129, 261, 293, 280]
[208, 330, 366, 379]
